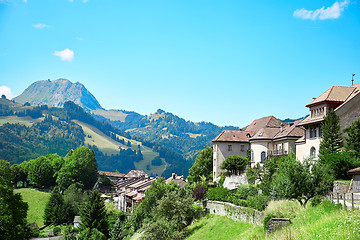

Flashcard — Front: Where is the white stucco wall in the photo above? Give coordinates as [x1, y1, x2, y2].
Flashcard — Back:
[213, 142, 249, 182]
[250, 141, 272, 165]
[296, 127, 321, 162]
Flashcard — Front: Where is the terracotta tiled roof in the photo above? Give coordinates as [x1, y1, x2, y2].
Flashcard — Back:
[98, 171, 124, 178]
[250, 127, 281, 140]
[306, 85, 357, 107]
[212, 130, 254, 142]
[348, 167, 360, 175]
[124, 170, 148, 178]
[273, 120, 305, 140]
[296, 115, 324, 127]
[245, 116, 283, 132]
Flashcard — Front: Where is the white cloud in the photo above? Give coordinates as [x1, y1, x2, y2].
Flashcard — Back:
[24, 0, 27, 3]
[33, 23, 47, 29]
[293, 0, 350, 20]
[0, 86, 14, 99]
[83, 0, 88, 2]
[76, 37, 84, 41]
[54, 49, 74, 62]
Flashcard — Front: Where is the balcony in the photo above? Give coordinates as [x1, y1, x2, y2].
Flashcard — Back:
[268, 150, 288, 156]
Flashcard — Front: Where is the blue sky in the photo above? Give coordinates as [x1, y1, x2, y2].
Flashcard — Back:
[0, 0, 359, 127]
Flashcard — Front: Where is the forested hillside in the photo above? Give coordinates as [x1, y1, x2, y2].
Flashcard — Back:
[93, 109, 237, 159]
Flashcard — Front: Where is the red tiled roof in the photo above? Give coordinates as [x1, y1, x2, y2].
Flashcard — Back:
[273, 120, 305, 140]
[212, 130, 254, 142]
[348, 167, 360, 175]
[306, 85, 357, 107]
[245, 116, 283, 132]
[98, 171, 124, 178]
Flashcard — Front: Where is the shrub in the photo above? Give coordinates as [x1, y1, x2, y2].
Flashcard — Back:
[206, 187, 232, 202]
[221, 155, 250, 175]
[247, 194, 269, 211]
[236, 185, 258, 199]
[319, 152, 360, 180]
[192, 184, 207, 201]
[310, 195, 323, 207]
[53, 226, 61, 235]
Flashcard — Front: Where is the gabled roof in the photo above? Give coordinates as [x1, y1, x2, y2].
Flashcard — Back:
[348, 167, 360, 175]
[245, 116, 283, 132]
[273, 120, 305, 140]
[98, 171, 124, 178]
[212, 130, 254, 143]
[124, 170, 148, 178]
[306, 85, 357, 107]
[250, 127, 281, 140]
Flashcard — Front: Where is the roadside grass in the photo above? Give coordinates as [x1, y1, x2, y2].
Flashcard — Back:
[185, 214, 265, 240]
[14, 188, 50, 227]
[186, 200, 360, 240]
[269, 201, 360, 240]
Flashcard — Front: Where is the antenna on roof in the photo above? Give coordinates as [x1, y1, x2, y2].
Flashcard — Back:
[352, 73, 355, 86]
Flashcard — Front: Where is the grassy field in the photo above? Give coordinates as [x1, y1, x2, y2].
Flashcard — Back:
[91, 109, 128, 122]
[75, 120, 166, 176]
[14, 188, 50, 227]
[186, 200, 360, 240]
[74, 120, 125, 155]
[0, 116, 43, 127]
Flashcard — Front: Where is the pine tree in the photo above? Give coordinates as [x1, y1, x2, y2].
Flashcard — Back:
[344, 118, 360, 158]
[319, 109, 343, 156]
[43, 187, 74, 225]
[80, 190, 108, 236]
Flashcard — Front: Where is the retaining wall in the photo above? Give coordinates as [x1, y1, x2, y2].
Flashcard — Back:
[203, 200, 264, 225]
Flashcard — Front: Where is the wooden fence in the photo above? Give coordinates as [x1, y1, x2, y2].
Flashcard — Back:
[329, 192, 360, 209]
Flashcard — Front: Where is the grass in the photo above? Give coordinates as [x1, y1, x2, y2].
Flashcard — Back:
[91, 109, 128, 122]
[185, 214, 265, 240]
[0, 116, 43, 127]
[74, 120, 124, 155]
[75, 120, 166, 176]
[14, 188, 50, 227]
[186, 200, 360, 240]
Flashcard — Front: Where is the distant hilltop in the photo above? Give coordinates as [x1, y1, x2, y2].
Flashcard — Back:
[14, 78, 103, 111]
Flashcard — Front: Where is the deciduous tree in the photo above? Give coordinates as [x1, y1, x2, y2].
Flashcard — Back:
[188, 147, 213, 184]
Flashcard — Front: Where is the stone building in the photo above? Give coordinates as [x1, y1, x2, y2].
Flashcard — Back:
[296, 84, 360, 161]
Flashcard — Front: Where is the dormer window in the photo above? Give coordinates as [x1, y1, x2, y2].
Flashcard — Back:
[246, 134, 251, 138]
[259, 132, 263, 137]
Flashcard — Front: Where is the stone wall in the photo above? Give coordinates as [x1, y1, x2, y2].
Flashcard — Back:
[266, 218, 291, 234]
[223, 174, 248, 190]
[333, 181, 349, 193]
[204, 200, 264, 225]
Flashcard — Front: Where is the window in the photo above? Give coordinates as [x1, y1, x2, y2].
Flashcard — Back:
[310, 147, 316, 158]
[241, 145, 244, 152]
[310, 127, 317, 138]
[251, 150, 254, 162]
[228, 145, 232, 151]
[261, 151, 266, 162]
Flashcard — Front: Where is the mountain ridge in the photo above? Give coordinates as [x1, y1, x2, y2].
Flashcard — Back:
[14, 79, 103, 111]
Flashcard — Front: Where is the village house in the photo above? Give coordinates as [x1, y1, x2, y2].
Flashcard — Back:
[212, 130, 254, 182]
[212, 116, 304, 182]
[296, 84, 360, 161]
[98, 170, 125, 182]
[348, 167, 360, 193]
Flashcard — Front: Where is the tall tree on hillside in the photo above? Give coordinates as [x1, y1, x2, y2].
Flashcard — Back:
[56, 147, 98, 190]
[43, 187, 74, 225]
[0, 160, 29, 239]
[80, 190, 108, 236]
[10, 164, 26, 188]
[187, 147, 213, 184]
[28, 156, 56, 188]
[344, 118, 360, 158]
[319, 109, 343, 156]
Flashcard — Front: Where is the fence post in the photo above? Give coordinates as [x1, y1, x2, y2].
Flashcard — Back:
[352, 193, 354, 209]
[337, 193, 339, 204]
[343, 193, 346, 209]
[330, 193, 333, 204]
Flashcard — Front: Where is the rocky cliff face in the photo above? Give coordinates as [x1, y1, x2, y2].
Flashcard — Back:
[14, 78, 103, 111]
